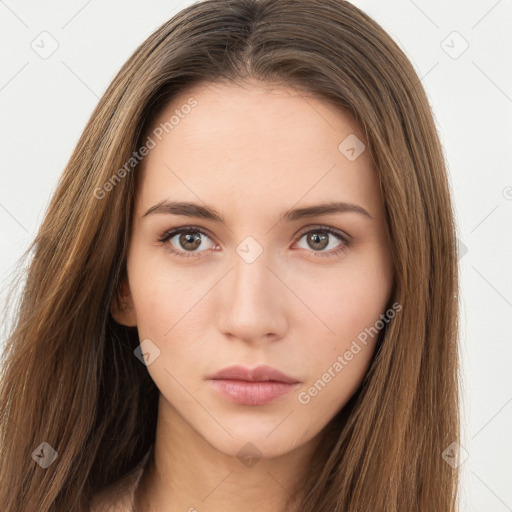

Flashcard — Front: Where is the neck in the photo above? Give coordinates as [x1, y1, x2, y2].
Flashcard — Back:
[134, 396, 323, 512]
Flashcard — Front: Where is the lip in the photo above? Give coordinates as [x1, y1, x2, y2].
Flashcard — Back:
[207, 365, 300, 405]
[209, 364, 299, 383]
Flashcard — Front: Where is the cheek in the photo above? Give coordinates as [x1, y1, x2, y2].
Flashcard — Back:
[294, 297, 385, 431]
[293, 255, 391, 411]
[126, 255, 220, 394]
[297, 256, 391, 347]
[126, 244, 206, 337]
[126, 263, 209, 398]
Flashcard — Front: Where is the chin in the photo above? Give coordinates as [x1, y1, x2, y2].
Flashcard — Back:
[200, 425, 309, 462]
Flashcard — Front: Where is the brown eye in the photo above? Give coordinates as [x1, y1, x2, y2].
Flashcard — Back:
[295, 227, 350, 257]
[306, 232, 329, 251]
[178, 231, 202, 251]
[158, 227, 216, 258]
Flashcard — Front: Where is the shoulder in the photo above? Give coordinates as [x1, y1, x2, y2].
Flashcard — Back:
[89, 465, 143, 512]
[90, 447, 153, 512]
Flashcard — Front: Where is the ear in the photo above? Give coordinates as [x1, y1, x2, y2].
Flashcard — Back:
[111, 278, 137, 327]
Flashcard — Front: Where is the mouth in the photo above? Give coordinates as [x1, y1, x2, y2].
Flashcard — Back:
[206, 364, 301, 406]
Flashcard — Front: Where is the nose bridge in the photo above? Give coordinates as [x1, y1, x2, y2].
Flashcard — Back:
[230, 239, 274, 310]
[218, 236, 286, 341]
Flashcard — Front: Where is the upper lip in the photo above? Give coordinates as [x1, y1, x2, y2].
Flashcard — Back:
[208, 365, 299, 384]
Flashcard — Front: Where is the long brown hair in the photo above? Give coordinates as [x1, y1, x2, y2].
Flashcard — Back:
[0, 0, 460, 510]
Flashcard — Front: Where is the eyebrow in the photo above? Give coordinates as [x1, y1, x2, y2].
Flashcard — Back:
[142, 200, 372, 222]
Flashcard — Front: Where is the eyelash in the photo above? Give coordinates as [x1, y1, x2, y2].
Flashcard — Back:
[157, 225, 350, 259]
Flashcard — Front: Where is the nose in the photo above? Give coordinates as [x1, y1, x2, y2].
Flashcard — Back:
[216, 246, 288, 345]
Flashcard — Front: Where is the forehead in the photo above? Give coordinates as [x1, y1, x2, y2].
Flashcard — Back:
[148, 78, 364, 154]
[136, 79, 380, 219]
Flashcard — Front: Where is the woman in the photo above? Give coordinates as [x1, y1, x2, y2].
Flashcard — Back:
[0, 0, 461, 511]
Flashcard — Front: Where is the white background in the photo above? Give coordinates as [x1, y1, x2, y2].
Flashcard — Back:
[1, 1, 511, 510]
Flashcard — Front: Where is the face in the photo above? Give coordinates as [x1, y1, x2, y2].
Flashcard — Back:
[113, 78, 393, 460]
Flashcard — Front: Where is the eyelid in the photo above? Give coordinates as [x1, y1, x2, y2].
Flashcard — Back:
[158, 224, 214, 239]
[158, 224, 351, 242]
[294, 224, 351, 243]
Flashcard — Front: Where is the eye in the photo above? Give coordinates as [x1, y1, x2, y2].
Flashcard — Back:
[157, 225, 350, 259]
[157, 226, 216, 258]
[294, 226, 350, 257]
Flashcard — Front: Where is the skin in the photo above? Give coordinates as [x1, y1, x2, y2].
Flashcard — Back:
[111, 78, 393, 512]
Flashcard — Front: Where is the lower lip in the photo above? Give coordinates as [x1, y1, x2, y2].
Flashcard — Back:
[208, 379, 299, 405]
